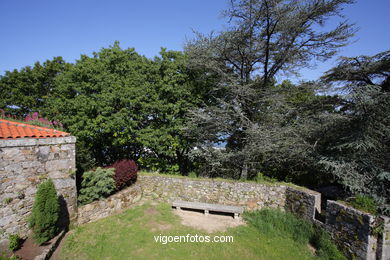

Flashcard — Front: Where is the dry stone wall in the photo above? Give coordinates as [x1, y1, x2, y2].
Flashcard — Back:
[78, 183, 142, 224]
[77, 175, 389, 260]
[324, 200, 390, 260]
[138, 175, 322, 222]
[139, 175, 287, 210]
[2, 136, 387, 260]
[0, 137, 77, 241]
[78, 175, 320, 224]
[285, 187, 321, 221]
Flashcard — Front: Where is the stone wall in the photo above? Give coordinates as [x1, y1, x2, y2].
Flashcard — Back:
[138, 175, 322, 222]
[377, 216, 390, 260]
[77, 175, 319, 225]
[78, 184, 142, 224]
[139, 175, 288, 210]
[325, 200, 390, 260]
[285, 187, 321, 221]
[0, 136, 77, 240]
[77, 175, 389, 260]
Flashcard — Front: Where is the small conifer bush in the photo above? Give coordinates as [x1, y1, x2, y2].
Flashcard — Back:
[108, 160, 138, 190]
[29, 179, 60, 244]
[78, 167, 116, 205]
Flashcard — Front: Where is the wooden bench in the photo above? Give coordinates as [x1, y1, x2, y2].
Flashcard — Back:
[172, 201, 244, 219]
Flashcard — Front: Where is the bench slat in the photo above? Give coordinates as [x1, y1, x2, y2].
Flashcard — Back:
[172, 201, 244, 213]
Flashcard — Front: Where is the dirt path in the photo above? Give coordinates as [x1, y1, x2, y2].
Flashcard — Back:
[173, 209, 245, 233]
[50, 231, 71, 260]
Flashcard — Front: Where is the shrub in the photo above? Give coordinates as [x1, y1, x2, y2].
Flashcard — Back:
[244, 208, 313, 244]
[348, 194, 378, 214]
[244, 209, 346, 259]
[108, 160, 138, 190]
[0, 253, 19, 260]
[78, 167, 116, 205]
[255, 172, 278, 183]
[3, 197, 12, 204]
[8, 234, 21, 251]
[311, 226, 346, 260]
[29, 179, 60, 244]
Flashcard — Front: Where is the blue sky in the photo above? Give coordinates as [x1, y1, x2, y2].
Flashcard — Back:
[0, 0, 389, 82]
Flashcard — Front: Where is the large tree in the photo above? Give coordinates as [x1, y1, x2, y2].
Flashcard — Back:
[186, 0, 355, 179]
[0, 56, 71, 116]
[245, 80, 342, 184]
[320, 50, 390, 213]
[136, 49, 213, 174]
[44, 43, 206, 174]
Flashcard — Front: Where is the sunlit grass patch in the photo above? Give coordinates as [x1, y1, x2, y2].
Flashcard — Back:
[60, 203, 344, 260]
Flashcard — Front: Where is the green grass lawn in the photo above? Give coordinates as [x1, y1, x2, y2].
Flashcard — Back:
[59, 203, 344, 260]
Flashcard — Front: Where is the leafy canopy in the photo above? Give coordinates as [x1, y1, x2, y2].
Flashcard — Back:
[186, 0, 355, 179]
[0, 56, 71, 116]
[319, 50, 390, 214]
[45, 43, 206, 174]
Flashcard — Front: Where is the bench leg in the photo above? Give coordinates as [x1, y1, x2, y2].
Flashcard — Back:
[176, 206, 181, 211]
[234, 213, 239, 219]
[204, 210, 209, 216]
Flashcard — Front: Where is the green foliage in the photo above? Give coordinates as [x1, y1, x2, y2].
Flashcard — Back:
[78, 167, 116, 205]
[29, 179, 60, 244]
[189, 80, 339, 185]
[320, 50, 390, 214]
[244, 209, 346, 260]
[348, 194, 378, 214]
[3, 197, 12, 204]
[60, 203, 325, 260]
[372, 219, 385, 237]
[0, 56, 71, 116]
[187, 171, 197, 178]
[8, 234, 21, 251]
[310, 226, 346, 260]
[255, 172, 277, 183]
[186, 0, 355, 180]
[137, 157, 180, 175]
[0, 253, 19, 260]
[244, 209, 314, 244]
[44, 43, 206, 174]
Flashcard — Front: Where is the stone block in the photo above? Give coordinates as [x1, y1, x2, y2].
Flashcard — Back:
[45, 159, 72, 171]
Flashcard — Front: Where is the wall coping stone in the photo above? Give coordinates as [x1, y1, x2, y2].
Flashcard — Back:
[139, 174, 298, 189]
[0, 136, 76, 148]
[327, 200, 377, 220]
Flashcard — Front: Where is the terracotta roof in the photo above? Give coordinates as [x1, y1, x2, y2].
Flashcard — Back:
[0, 119, 70, 139]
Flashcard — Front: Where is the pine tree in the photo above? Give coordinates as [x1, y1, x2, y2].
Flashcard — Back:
[186, 0, 356, 179]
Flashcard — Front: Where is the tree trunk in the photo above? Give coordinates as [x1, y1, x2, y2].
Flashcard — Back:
[240, 160, 248, 180]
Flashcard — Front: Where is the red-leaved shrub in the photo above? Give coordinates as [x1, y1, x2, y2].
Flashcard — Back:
[108, 160, 138, 190]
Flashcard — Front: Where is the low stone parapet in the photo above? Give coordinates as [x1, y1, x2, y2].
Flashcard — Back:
[77, 184, 142, 225]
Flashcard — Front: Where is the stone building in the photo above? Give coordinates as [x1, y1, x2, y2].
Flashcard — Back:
[0, 119, 77, 242]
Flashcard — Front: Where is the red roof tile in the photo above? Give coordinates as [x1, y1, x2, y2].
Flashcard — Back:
[0, 119, 70, 139]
